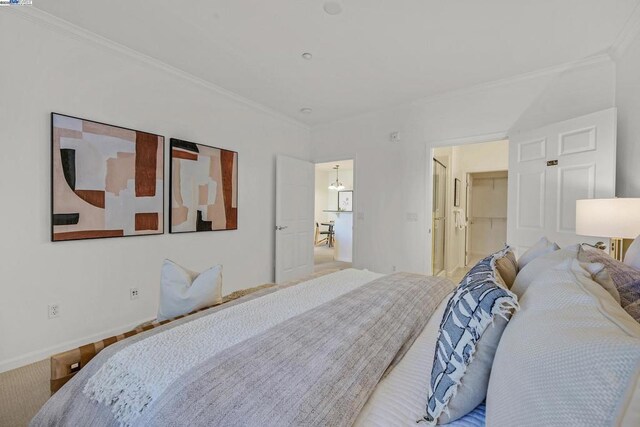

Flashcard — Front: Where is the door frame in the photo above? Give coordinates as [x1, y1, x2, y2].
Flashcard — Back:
[312, 155, 358, 267]
[432, 157, 448, 276]
[425, 131, 508, 276]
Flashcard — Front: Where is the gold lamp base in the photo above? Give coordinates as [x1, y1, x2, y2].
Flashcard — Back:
[610, 238, 634, 262]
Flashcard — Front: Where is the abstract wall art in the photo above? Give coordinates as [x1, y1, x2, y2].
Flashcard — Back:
[51, 113, 164, 241]
[170, 139, 238, 233]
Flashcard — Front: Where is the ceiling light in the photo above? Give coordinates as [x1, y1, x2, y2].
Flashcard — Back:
[302, 52, 313, 60]
[328, 165, 345, 191]
[323, 1, 343, 15]
[300, 107, 313, 114]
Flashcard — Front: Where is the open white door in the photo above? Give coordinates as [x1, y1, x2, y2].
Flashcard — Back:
[507, 108, 617, 254]
[275, 155, 314, 283]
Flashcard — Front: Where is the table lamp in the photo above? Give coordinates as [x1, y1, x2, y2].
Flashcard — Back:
[576, 198, 640, 260]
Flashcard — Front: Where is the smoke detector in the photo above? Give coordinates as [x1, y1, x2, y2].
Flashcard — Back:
[323, 2, 343, 15]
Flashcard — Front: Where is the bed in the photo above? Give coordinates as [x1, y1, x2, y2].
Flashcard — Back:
[32, 269, 471, 427]
[32, 245, 640, 426]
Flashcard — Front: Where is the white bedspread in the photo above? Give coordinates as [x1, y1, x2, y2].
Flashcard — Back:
[355, 291, 486, 427]
[83, 268, 383, 425]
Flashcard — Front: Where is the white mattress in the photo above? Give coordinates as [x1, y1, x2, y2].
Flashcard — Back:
[354, 292, 486, 427]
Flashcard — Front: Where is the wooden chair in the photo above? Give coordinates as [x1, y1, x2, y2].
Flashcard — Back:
[315, 222, 332, 246]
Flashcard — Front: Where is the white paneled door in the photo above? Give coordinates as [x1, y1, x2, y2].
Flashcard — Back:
[275, 155, 314, 283]
[507, 108, 617, 255]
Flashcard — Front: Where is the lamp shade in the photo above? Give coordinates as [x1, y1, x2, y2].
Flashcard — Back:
[576, 198, 640, 239]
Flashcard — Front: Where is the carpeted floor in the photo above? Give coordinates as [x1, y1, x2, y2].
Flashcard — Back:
[0, 359, 50, 427]
[314, 245, 351, 273]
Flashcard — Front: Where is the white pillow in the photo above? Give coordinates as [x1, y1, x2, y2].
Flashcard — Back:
[517, 236, 560, 270]
[157, 260, 223, 321]
[624, 235, 640, 271]
[487, 258, 640, 426]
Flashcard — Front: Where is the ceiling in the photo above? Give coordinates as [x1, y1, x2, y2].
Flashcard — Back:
[316, 160, 353, 172]
[34, 0, 639, 126]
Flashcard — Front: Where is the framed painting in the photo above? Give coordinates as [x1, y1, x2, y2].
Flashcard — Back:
[170, 138, 238, 233]
[51, 113, 164, 241]
[338, 190, 353, 212]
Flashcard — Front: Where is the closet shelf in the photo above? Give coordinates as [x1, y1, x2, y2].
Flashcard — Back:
[469, 216, 507, 220]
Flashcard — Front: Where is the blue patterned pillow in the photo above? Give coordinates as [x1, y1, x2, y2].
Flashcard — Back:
[421, 247, 519, 424]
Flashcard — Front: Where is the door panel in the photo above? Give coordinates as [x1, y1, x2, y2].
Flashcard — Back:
[559, 127, 596, 155]
[556, 164, 595, 233]
[276, 155, 314, 283]
[518, 138, 546, 162]
[516, 171, 545, 230]
[507, 108, 616, 254]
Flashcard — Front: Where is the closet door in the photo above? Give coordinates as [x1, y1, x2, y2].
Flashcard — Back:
[507, 109, 616, 255]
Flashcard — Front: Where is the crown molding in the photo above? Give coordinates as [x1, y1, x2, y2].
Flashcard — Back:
[315, 53, 613, 129]
[414, 53, 613, 107]
[610, 2, 640, 60]
[5, 6, 310, 130]
[5, 5, 622, 131]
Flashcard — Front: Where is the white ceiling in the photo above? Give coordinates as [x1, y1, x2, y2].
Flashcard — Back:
[34, 0, 639, 126]
[316, 160, 353, 172]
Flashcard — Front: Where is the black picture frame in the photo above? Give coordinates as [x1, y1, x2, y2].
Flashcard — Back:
[51, 112, 165, 242]
[169, 138, 239, 233]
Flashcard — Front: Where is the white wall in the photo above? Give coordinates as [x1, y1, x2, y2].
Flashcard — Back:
[616, 33, 640, 197]
[0, 12, 311, 372]
[311, 57, 616, 276]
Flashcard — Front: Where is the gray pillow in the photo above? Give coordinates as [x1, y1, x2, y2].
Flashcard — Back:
[580, 261, 621, 304]
[579, 245, 640, 322]
[517, 236, 560, 270]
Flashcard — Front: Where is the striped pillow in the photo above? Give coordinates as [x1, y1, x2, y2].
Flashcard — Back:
[579, 246, 640, 322]
[422, 247, 519, 424]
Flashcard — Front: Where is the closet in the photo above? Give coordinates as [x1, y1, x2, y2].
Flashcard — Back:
[467, 171, 508, 263]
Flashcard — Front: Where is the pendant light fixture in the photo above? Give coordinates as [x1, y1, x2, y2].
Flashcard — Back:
[328, 165, 345, 191]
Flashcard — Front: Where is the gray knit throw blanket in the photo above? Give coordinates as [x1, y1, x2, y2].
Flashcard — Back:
[134, 272, 455, 427]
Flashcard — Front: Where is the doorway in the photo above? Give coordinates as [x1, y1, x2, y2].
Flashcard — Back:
[314, 160, 354, 273]
[432, 159, 447, 276]
[431, 139, 509, 281]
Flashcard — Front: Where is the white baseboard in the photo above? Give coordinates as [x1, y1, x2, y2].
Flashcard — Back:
[0, 316, 155, 374]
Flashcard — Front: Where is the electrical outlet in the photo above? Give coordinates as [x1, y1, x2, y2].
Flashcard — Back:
[48, 304, 60, 319]
[392, 265, 397, 272]
[130, 288, 139, 300]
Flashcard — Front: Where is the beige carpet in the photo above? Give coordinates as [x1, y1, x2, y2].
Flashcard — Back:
[0, 359, 50, 427]
[314, 245, 351, 273]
